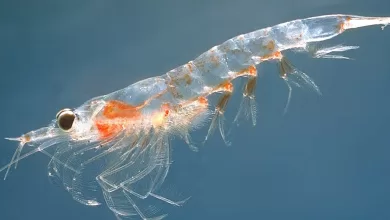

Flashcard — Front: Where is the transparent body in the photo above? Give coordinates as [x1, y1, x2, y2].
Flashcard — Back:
[1, 14, 390, 220]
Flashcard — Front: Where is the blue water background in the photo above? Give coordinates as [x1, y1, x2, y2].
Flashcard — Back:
[0, 1, 390, 220]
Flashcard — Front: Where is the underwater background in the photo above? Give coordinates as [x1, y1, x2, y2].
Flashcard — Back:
[0, 1, 389, 219]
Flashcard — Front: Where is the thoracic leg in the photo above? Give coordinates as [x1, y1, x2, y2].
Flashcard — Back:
[233, 65, 258, 127]
[204, 81, 234, 146]
[278, 54, 321, 114]
[149, 192, 190, 207]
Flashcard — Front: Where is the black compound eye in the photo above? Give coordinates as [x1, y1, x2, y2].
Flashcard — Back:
[56, 108, 75, 131]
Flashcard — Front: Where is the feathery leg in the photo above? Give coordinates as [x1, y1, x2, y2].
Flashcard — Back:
[233, 66, 258, 127]
[204, 82, 234, 146]
[278, 55, 321, 114]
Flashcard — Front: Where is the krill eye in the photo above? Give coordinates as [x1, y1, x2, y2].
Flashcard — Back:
[56, 108, 75, 131]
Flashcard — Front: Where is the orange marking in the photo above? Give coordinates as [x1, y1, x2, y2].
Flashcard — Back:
[198, 96, 208, 105]
[20, 134, 31, 143]
[237, 65, 257, 77]
[221, 81, 233, 92]
[210, 80, 234, 94]
[161, 103, 171, 116]
[103, 100, 141, 119]
[24, 135, 31, 142]
[338, 16, 351, 33]
[274, 51, 282, 57]
[260, 51, 282, 61]
[247, 65, 257, 76]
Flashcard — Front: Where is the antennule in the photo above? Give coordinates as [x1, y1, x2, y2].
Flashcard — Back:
[5, 137, 22, 141]
[5, 134, 31, 143]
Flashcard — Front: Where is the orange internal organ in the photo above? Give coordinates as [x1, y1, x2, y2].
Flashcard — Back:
[95, 121, 122, 139]
[95, 100, 142, 139]
[103, 100, 141, 119]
